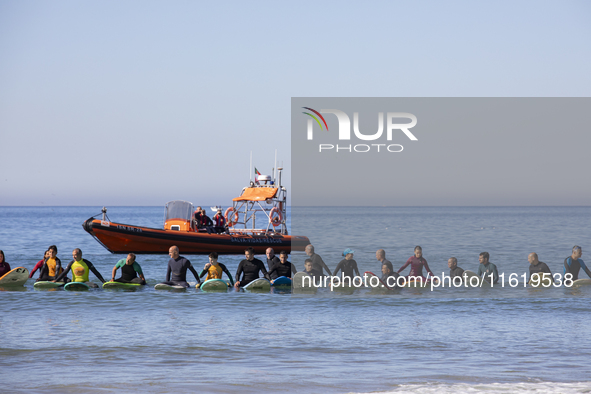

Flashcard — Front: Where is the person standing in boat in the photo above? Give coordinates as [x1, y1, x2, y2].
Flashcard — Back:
[194, 206, 203, 229]
[212, 208, 228, 234]
[53, 248, 106, 288]
[397, 246, 435, 281]
[333, 248, 361, 280]
[305, 244, 333, 277]
[38, 245, 65, 282]
[109, 253, 146, 285]
[0, 250, 10, 278]
[197, 252, 234, 287]
[200, 209, 215, 234]
[268, 251, 297, 283]
[234, 247, 271, 288]
[159, 245, 201, 288]
[265, 248, 280, 279]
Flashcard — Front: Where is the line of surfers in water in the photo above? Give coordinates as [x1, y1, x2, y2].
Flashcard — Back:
[1, 244, 589, 289]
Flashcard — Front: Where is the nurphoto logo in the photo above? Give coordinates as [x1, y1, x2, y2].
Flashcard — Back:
[302, 107, 418, 153]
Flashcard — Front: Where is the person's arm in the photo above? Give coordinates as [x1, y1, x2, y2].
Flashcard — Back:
[564, 257, 572, 276]
[333, 260, 344, 277]
[133, 262, 145, 282]
[206, 217, 213, 226]
[55, 257, 62, 275]
[29, 260, 43, 278]
[492, 264, 499, 284]
[86, 260, 106, 283]
[317, 256, 333, 276]
[353, 260, 361, 277]
[290, 262, 297, 275]
[259, 261, 271, 281]
[220, 263, 234, 286]
[579, 259, 591, 279]
[111, 265, 118, 281]
[54, 261, 73, 282]
[235, 261, 244, 287]
[166, 263, 171, 282]
[397, 258, 412, 274]
[188, 264, 201, 284]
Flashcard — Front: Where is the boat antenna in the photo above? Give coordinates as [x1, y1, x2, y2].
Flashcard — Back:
[274, 149, 277, 183]
[249, 151, 252, 183]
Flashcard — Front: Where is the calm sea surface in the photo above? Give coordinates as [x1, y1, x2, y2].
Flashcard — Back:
[1, 206, 591, 393]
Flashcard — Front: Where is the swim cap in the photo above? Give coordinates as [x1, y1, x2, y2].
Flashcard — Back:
[343, 248, 354, 256]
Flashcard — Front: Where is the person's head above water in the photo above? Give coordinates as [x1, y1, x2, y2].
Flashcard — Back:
[343, 248, 354, 259]
[208, 251, 219, 264]
[279, 250, 288, 264]
[528, 253, 539, 265]
[126, 253, 136, 265]
[244, 247, 255, 261]
[304, 259, 313, 271]
[72, 248, 82, 261]
[266, 248, 275, 260]
[305, 244, 314, 256]
[479, 252, 490, 264]
[376, 249, 385, 261]
[0, 250, 5, 264]
[169, 246, 180, 259]
[414, 246, 422, 258]
[381, 260, 393, 275]
[572, 245, 582, 260]
[448, 257, 457, 269]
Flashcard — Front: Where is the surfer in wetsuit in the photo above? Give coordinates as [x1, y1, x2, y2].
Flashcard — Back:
[160, 245, 201, 288]
[54, 248, 106, 288]
[265, 248, 281, 279]
[30, 250, 49, 278]
[381, 260, 400, 289]
[305, 244, 333, 277]
[397, 246, 435, 280]
[448, 257, 464, 279]
[0, 250, 10, 277]
[477, 252, 499, 284]
[302, 259, 322, 280]
[197, 252, 234, 287]
[38, 245, 65, 282]
[110, 253, 146, 285]
[234, 247, 271, 288]
[564, 246, 591, 281]
[528, 252, 553, 283]
[334, 248, 361, 279]
[268, 250, 297, 283]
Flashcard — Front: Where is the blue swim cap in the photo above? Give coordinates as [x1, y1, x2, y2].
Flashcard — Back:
[343, 248, 354, 256]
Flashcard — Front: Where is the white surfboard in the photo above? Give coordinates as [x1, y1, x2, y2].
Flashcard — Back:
[528, 273, 553, 288]
[572, 278, 591, 287]
[0, 267, 29, 287]
[243, 278, 271, 292]
[154, 283, 187, 290]
[292, 272, 317, 292]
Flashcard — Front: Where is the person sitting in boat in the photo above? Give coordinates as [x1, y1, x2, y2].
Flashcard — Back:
[268, 251, 297, 284]
[564, 245, 591, 281]
[302, 259, 322, 280]
[29, 250, 49, 278]
[381, 260, 400, 289]
[265, 247, 281, 278]
[197, 252, 234, 287]
[200, 209, 215, 234]
[397, 246, 435, 281]
[109, 253, 146, 285]
[334, 248, 361, 279]
[53, 248, 106, 288]
[234, 247, 271, 288]
[212, 209, 227, 234]
[38, 245, 66, 282]
[0, 250, 10, 278]
[194, 206, 203, 229]
[305, 244, 333, 277]
[158, 245, 201, 288]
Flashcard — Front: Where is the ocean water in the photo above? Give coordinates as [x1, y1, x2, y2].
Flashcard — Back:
[1, 206, 591, 394]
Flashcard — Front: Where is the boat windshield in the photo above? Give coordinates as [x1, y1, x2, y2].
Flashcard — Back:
[165, 200, 194, 221]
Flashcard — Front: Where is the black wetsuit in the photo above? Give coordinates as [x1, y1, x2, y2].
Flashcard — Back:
[381, 271, 400, 289]
[38, 257, 63, 282]
[115, 263, 146, 285]
[449, 266, 464, 279]
[268, 261, 297, 279]
[303, 268, 323, 281]
[334, 259, 360, 278]
[266, 256, 280, 278]
[199, 262, 235, 286]
[309, 253, 332, 276]
[529, 261, 552, 282]
[563, 257, 591, 281]
[235, 257, 271, 286]
[162, 256, 200, 287]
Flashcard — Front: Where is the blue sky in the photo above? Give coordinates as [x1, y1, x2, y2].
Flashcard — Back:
[1, 1, 590, 205]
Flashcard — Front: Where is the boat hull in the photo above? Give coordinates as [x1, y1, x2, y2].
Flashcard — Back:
[83, 219, 310, 255]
